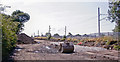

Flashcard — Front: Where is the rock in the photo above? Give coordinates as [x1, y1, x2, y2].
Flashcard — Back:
[110, 41, 117, 45]
[15, 49, 21, 52]
[13, 53, 20, 56]
[37, 42, 41, 44]
[27, 49, 33, 52]
[103, 56, 106, 58]
[34, 51, 39, 53]
[101, 41, 106, 45]
[103, 45, 110, 49]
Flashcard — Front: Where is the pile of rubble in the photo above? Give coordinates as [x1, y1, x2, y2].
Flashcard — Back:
[17, 33, 36, 44]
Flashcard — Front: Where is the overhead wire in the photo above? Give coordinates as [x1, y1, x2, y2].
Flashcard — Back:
[76, 15, 97, 26]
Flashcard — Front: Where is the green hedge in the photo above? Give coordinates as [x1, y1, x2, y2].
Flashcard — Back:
[1, 14, 20, 61]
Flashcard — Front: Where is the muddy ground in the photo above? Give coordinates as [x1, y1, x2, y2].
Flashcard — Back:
[11, 40, 119, 60]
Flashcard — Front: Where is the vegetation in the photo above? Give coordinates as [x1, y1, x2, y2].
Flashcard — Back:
[12, 10, 30, 34]
[75, 34, 81, 37]
[108, 0, 120, 50]
[1, 14, 18, 60]
[47, 34, 51, 40]
[106, 41, 112, 45]
[68, 32, 72, 36]
[108, 0, 120, 32]
[34, 37, 47, 40]
[35, 35, 120, 50]
[45, 32, 52, 40]
[113, 45, 120, 50]
[1, 10, 30, 61]
[53, 33, 60, 37]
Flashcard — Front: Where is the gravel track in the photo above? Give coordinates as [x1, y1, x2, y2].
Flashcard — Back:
[11, 40, 119, 60]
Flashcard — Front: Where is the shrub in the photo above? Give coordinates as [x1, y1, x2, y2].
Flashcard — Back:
[72, 38, 79, 42]
[113, 45, 120, 50]
[47, 34, 51, 40]
[106, 41, 111, 45]
[1, 14, 19, 61]
[61, 38, 66, 41]
[66, 38, 71, 41]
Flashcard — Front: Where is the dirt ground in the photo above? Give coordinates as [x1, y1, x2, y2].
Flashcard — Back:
[11, 40, 119, 60]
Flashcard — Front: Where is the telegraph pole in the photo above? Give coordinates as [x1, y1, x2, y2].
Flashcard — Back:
[98, 7, 108, 37]
[34, 33, 35, 37]
[65, 26, 66, 36]
[48, 25, 51, 33]
[38, 30, 39, 37]
[98, 7, 101, 37]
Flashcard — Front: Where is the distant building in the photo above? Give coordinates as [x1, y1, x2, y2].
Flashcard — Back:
[89, 32, 120, 37]
[53, 35, 62, 38]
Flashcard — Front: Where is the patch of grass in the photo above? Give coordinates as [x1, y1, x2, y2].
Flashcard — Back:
[61, 38, 66, 41]
[113, 45, 120, 50]
[106, 41, 111, 45]
[34, 37, 47, 40]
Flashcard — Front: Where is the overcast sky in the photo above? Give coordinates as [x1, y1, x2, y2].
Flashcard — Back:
[0, 0, 115, 36]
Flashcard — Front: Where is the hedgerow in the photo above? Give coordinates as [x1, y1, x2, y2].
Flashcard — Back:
[1, 10, 30, 61]
[1, 14, 19, 61]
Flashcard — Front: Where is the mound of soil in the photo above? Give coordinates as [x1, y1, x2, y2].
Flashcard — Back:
[17, 33, 36, 44]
